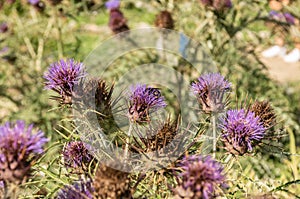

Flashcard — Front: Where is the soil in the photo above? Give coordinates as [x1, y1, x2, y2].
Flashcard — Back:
[260, 56, 300, 83]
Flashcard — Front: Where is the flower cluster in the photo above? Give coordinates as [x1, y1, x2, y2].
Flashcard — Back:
[43, 59, 86, 104]
[175, 155, 226, 199]
[128, 84, 166, 122]
[0, 121, 48, 183]
[191, 73, 231, 113]
[220, 109, 266, 155]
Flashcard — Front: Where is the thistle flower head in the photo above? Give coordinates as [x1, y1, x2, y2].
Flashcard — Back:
[105, 0, 120, 10]
[220, 109, 266, 155]
[128, 84, 166, 123]
[109, 9, 130, 34]
[56, 179, 93, 199]
[191, 73, 231, 113]
[200, 0, 232, 10]
[62, 141, 93, 169]
[269, 11, 294, 24]
[0, 121, 48, 183]
[200, 0, 213, 6]
[175, 155, 226, 199]
[93, 162, 131, 199]
[43, 59, 86, 104]
[250, 101, 276, 129]
[155, 10, 174, 30]
[136, 119, 178, 152]
[213, 0, 232, 10]
[269, 11, 282, 19]
[28, 0, 39, 5]
[284, 13, 295, 25]
[0, 22, 8, 33]
[94, 79, 114, 121]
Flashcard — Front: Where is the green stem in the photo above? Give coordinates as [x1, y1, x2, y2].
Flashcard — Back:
[124, 122, 133, 160]
[212, 113, 217, 158]
[52, 7, 64, 59]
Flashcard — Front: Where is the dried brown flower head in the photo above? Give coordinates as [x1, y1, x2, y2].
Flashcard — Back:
[155, 10, 174, 29]
[93, 162, 132, 199]
[250, 101, 276, 129]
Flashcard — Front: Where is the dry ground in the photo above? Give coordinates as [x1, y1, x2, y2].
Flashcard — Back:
[261, 56, 300, 83]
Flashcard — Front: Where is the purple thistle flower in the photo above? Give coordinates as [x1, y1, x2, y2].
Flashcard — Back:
[0, 22, 8, 33]
[284, 13, 295, 25]
[191, 73, 231, 113]
[43, 59, 86, 104]
[223, 0, 232, 8]
[128, 84, 166, 123]
[269, 11, 285, 21]
[56, 179, 93, 199]
[220, 109, 266, 155]
[0, 121, 48, 183]
[28, 0, 40, 5]
[0, 47, 9, 55]
[105, 0, 120, 10]
[62, 141, 93, 169]
[175, 155, 226, 199]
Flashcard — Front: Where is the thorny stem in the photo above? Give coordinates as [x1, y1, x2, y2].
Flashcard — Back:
[3, 182, 18, 199]
[124, 122, 133, 160]
[212, 113, 217, 158]
[224, 154, 232, 164]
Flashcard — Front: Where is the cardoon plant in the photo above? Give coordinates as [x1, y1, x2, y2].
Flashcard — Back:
[0, 121, 48, 184]
[220, 109, 266, 155]
[192, 73, 231, 157]
[125, 84, 166, 158]
[174, 155, 226, 199]
[43, 59, 86, 104]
